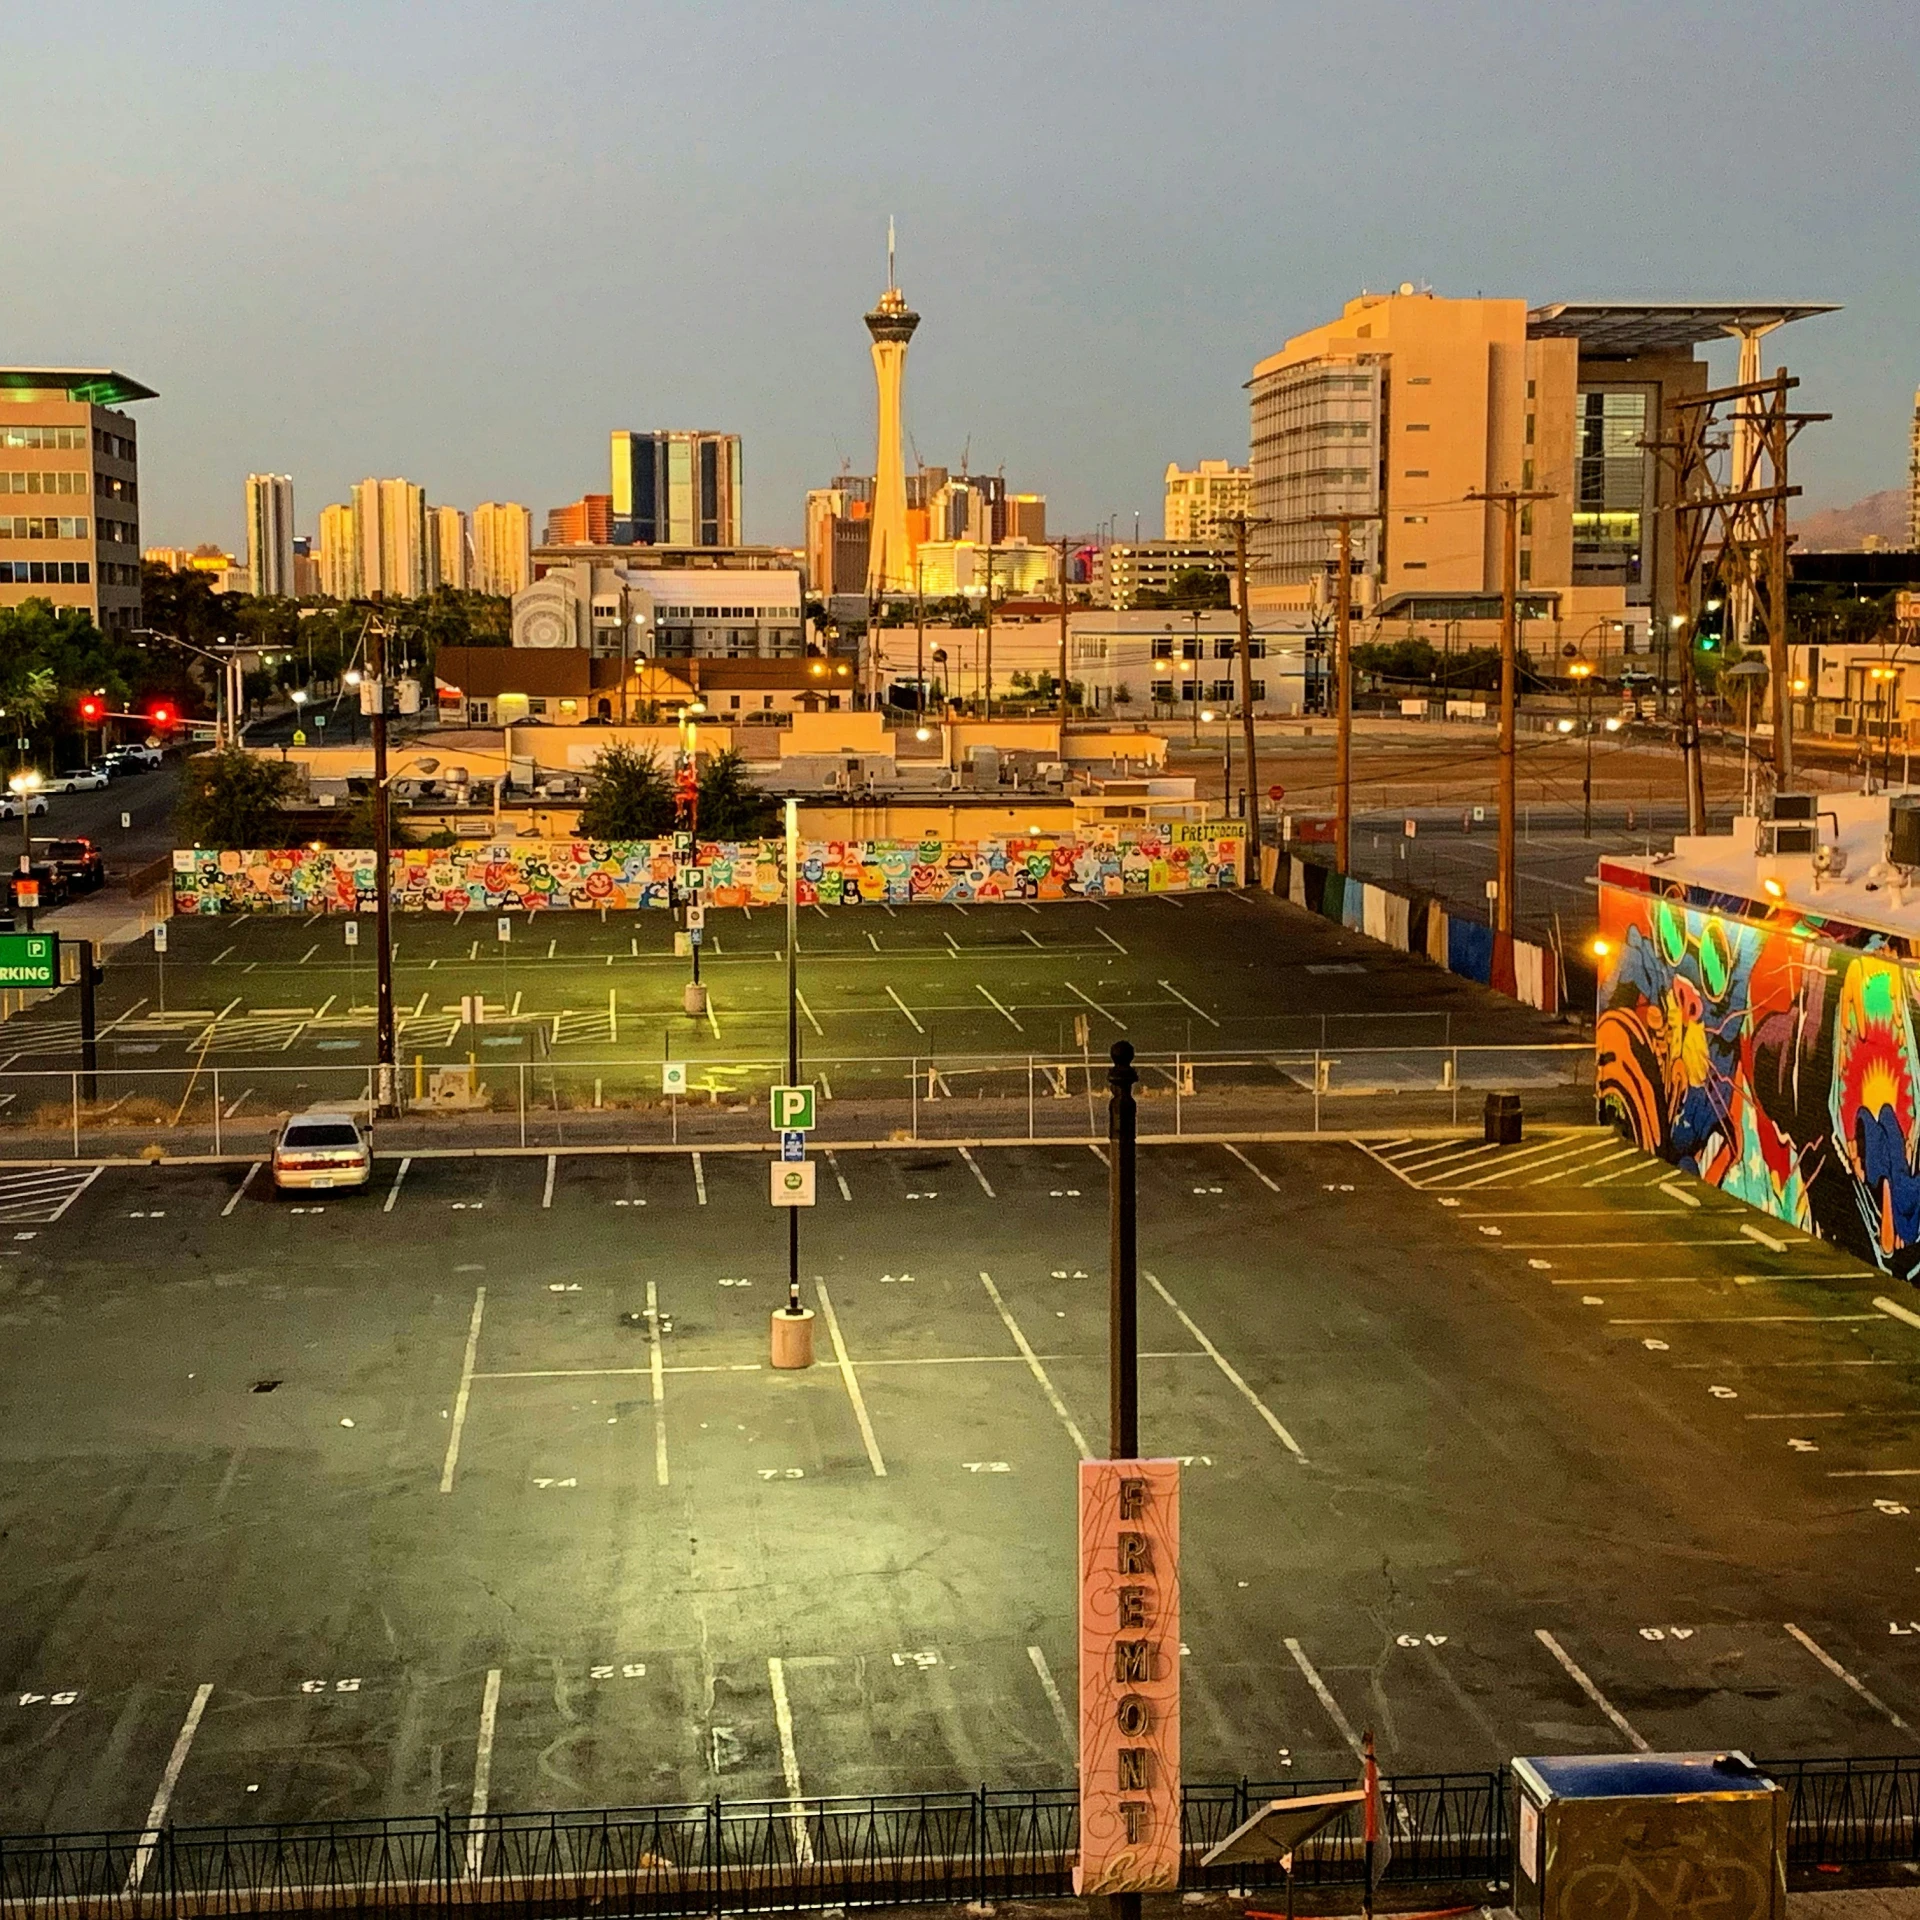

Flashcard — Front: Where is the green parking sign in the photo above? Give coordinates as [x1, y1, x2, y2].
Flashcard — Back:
[0, 933, 55, 988]
[770, 1084, 816, 1132]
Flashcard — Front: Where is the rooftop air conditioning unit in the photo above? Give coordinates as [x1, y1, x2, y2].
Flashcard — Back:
[1890, 797, 1920, 872]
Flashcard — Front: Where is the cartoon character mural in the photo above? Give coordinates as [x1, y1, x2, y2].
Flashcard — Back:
[172, 829, 1244, 916]
[1597, 875, 1920, 1283]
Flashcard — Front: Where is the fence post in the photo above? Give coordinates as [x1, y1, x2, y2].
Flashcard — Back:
[1175, 1051, 1182, 1137]
[1313, 1052, 1321, 1134]
[1027, 1057, 1034, 1142]
[213, 1068, 221, 1157]
[71, 1072, 79, 1159]
[911, 1057, 918, 1142]
[518, 1064, 527, 1149]
[440, 1806, 454, 1918]
[1452, 1049, 1460, 1127]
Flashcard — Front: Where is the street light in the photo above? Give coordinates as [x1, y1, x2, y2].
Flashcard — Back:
[7, 771, 41, 923]
[135, 627, 238, 748]
[1567, 654, 1594, 837]
[1869, 656, 1903, 793]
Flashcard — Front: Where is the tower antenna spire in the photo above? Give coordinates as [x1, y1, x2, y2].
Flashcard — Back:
[887, 216, 896, 290]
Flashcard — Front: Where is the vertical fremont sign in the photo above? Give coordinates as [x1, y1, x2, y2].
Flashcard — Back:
[1076, 1459, 1180, 1894]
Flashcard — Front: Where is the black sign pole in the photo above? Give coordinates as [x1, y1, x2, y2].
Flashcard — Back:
[78, 939, 98, 1103]
[1106, 1036, 1140, 1920]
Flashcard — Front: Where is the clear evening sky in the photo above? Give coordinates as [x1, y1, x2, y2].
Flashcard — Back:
[7, 0, 1915, 551]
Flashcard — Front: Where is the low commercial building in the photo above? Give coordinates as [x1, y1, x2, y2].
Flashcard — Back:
[0, 367, 152, 631]
[1093, 539, 1231, 609]
[510, 556, 806, 664]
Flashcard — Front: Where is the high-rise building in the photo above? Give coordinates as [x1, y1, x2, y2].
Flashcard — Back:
[428, 504, 470, 590]
[318, 501, 359, 599]
[1005, 493, 1047, 543]
[864, 222, 919, 595]
[245, 473, 295, 598]
[0, 367, 153, 631]
[472, 502, 532, 597]
[1163, 460, 1250, 541]
[610, 431, 743, 546]
[546, 494, 613, 547]
[351, 478, 428, 599]
[292, 535, 321, 599]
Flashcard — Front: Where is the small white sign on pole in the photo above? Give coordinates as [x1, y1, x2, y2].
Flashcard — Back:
[685, 904, 706, 930]
[344, 921, 360, 948]
[152, 923, 168, 954]
[497, 917, 512, 943]
[771, 1161, 816, 1207]
[662, 1061, 688, 1095]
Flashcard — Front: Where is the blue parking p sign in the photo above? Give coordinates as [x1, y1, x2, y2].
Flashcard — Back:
[781, 1131, 806, 1162]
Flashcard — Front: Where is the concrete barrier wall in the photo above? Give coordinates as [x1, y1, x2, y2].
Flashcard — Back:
[171, 826, 1245, 913]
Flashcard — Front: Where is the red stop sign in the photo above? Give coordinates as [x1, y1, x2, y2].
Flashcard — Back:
[1267, 785, 1285, 801]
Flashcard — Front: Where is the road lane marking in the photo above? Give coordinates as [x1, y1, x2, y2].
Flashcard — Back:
[977, 983, 1023, 1029]
[767, 1657, 815, 1867]
[126, 1683, 215, 1892]
[958, 1147, 995, 1196]
[1028, 1645, 1076, 1755]
[884, 984, 925, 1033]
[825, 1149, 852, 1202]
[383, 1156, 411, 1214]
[439, 1286, 487, 1494]
[1145, 1270, 1305, 1460]
[465, 1668, 502, 1878]
[1223, 1143, 1279, 1192]
[980, 1270, 1091, 1459]
[692, 1153, 707, 1205]
[222, 1163, 262, 1217]
[1784, 1623, 1914, 1735]
[1535, 1630, 1649, 1751]
[1284, 1639, 1362, 1758]
[1066, 980, 1126, 1030]
[816, 1280, 886, 1477]
[542, 1154, 556, 1209]
[647, 1280, 669, 1487]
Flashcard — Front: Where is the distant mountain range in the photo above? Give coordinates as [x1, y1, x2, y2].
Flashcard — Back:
[1793, 488, 1910, 550]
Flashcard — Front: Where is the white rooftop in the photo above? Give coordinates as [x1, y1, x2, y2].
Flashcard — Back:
[1602, 788, 1920, 939]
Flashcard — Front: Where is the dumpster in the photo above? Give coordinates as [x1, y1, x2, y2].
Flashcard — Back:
[1513, 1751, 1784, 1920]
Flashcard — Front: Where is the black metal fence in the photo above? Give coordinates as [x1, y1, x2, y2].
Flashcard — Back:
[5, 1761, 1920, 1917]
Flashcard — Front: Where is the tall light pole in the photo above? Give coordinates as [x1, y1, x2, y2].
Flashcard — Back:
[1567, 654, 1594, 837]
[785, 797, 801, 1316]
[1312, 511, 1383, 877]
[8, 772, 41, 927]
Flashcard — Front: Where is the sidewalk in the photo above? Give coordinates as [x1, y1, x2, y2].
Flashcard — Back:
[40, 886, 165, 955]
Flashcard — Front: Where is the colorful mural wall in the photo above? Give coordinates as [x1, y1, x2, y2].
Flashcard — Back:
[1596, 867, 1920, 1282]
[171, 827, 1243, 916]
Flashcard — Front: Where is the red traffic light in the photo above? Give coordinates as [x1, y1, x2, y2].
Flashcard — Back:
[148, 703, 175, 729]
[78, 696, 105, 723]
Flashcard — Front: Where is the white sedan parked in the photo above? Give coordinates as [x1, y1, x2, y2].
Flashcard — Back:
[0, 794, 48, 818]
[44, 768, 108, 793]
[270, 1112, 373, 1193]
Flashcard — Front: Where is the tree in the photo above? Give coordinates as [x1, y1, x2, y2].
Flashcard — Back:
[695, 748, 778, 839]
[175, 747, 302, 848]
[1136, 568, 1230, 611]
[139, 562, 239, 650]
[577, 745, 674, 839]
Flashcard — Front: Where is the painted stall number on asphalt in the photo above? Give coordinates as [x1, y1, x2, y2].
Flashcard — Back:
[1395, 1635, 1448, 1648]
[14, 1231, 35, 1240]
[1321, 1183, 1355, 1193]
[451, 1202, 485, 1211]
[1875, 1499, 1911, 1516]
[1170, 1455, 1214, 1467]
[879, 1272, 914, 1284]
[905, 1191, 938, 1202]
[1478, 1226, 1502, 1237]
[1193, 1185, 1224, 1195]
[710, 1727, 743, 1773]
[1788, 1438, 1821, 1452]
[719, 1278, 752, 1288]
[612, 1199, 648, 1208]
[1709, 1386, 1739, 1399]
[1048, 1189, 1082, 1198]
[892, 1651, 940, 1669]
[548, 1283, 582, 1293]
[288, 1206, 326, 1215]
[1639, 1628, 1695, 1641]
[1528, 1259, 1553, 1271]
[127, 1210, 167, 1219]
[590, 1663, 649, 1679]
[963, 1461, 1011, 1473]
[1050, 1269, 1089, 1279]
[1437, 1198, 1460, 1208]
[16, 1692, 79, 1706]
[757, 1468, 805, 1480]
[300, 1679, 362, 1693]
[532, 1477, 579, 1488]
[1643, 1338, 1670, 1351]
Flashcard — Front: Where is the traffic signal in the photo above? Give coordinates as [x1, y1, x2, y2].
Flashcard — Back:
[148, 702, 175, 729]
[78, 696, 104, 723]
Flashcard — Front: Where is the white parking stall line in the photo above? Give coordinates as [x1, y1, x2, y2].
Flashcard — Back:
[825, 1149, 852, 1202]
[958, 1147, 995, 1197]
[1522, 1140, 1644, 1185]
[980, 1270, 1092, 1459]
[439, 1285, 488, 1494]
[1607, 1313, 1884, 1327]
[1154, 979, 1220, 1028]
[647, 1279, 669, 1487]
[1741, 1221, 1791, 1252]
[465, 1668, 502, 1879]
[1660, 1181, 1702, 1208]
[977, 983, 1024, 1030]
[384, 1157, 411, 1214]
[222, 1163, 262, 1217]
[1099, 927, 1128, 954]
[1144, 1270, 1306, 1461]
[1535, 1630, 1649, 1751]
[1066, 980, 1126, 1031]
[796, 990, 823, 1037]
[1447, 1139, 1615, 1189]
[1027, 1645, 1076, 1756]
[1584, 1154, 1662, 1187]
[1283, 1638, 1362, 1759]
[692, 1153, 707, 1205]
[1223, 1143, 1280, 1192]
[1877, 1296, 1920, 1333]
[542, 1154, 556, 1209]
[126, 1683, 215, 1893]
[767, 1657, 816, 1867]
[1351, 1140, 1423, 1188]
[1784, 1624, 1915, 1735]
[47, 1165, 103, 1222]
[884, 984, 925, 1034]
[1390, 1139, 1500, 1172]
[815, 1280, 886, 1477]
[1826, 1468, 1920, 1478]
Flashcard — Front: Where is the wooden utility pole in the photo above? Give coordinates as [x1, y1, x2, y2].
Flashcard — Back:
[982, 520, 996, 720]
[366, 613, 398, 1114]
[1466, 487, 1554, 936]
[1312, 511, 1382, 876]
[1224, 516, 1264, 860]
[1057, 536, 1073, 723]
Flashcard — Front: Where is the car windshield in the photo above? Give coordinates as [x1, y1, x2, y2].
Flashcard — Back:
[282, 1122, 361, 1149]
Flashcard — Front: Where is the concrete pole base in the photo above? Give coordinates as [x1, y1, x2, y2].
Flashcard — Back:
[770, 1307, 815, 1369]
[683, 980, 708, 1017]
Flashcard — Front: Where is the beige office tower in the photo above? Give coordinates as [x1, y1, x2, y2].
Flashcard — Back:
[864, 221, 919, 595]
[1163, 460, 1250, 541]
[428, 504, 470, 590]
[317, 501, 359, 599]
[472, 502, 532, 597]
[352, 477, 428, 598]
[245, 473, 295, 597]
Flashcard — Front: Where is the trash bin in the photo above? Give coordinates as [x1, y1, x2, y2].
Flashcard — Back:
[1485, 1091, 1523, 1145]
[1512, 1752, 1784, 1920]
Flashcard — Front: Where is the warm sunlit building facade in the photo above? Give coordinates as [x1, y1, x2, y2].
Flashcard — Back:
[352, 477, 429, 599]
[1162, 460, 1250, 541]
[472, 501, 532, 597]
[428, 504, 469, 590]
[245, 473, 295, 598]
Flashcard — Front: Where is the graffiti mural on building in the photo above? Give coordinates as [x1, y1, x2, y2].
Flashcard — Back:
[1596, 872, 1920, 1283]
[172, 828, 1243, 917]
